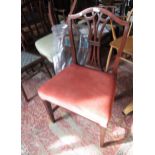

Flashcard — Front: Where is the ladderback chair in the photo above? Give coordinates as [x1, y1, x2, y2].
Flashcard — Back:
[38, 7, 129, 147]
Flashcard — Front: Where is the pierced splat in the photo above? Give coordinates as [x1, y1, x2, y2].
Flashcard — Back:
[83, 12, 111, 69]
[69, 8, 112, 69]
[68, 7, 129, 73]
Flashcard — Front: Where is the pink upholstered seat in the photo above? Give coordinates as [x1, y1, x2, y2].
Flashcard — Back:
[37, 7, 129, 147]
[38, 64, 116, 127]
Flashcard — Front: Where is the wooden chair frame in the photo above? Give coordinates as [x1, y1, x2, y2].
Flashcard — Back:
[21, 55, 52, 102]
[21, 40, 53, 102]
[21, 33, 53, 102]
[41, 7, 129, 147]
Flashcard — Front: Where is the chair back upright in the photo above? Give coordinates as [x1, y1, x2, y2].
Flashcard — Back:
[126, 8, 133, 37]
[48, 0, 76, 25]
[48, 0, 58, 26]
[70, 0, 98, 13]
[68, 7, 129, 75]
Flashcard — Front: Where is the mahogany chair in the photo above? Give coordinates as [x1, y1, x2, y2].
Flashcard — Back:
[38, 7, 129, 147]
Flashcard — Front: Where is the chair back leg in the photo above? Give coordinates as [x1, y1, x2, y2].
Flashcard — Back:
[105, 46, 113, 71]
[100, 126, 106, 147]
[21, 83, 29, 102]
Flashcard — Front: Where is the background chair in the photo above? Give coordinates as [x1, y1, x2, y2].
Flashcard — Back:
[105, 8, 133, 71]
[99, 0, 132, 16]
[21, 0, 53, 102]
[35, 0, 116, 72]
[21, 0, 51, 52]
[105, 9, 133, 115]
[35, 0, 78, 74]
[38, 7, 129, 147]
[21, 43, 52, 102]
[21, 35, 52, 102]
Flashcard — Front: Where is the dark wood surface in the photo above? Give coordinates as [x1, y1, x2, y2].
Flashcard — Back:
[43, 101, 55, 122]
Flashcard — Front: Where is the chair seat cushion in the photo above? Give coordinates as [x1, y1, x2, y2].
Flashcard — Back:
[35, 33, 57, 63]
[110, 36, 133, 54]
[38, 64, 116, 127]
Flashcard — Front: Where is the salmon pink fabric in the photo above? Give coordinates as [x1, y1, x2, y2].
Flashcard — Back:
[38, 64, 116, 127]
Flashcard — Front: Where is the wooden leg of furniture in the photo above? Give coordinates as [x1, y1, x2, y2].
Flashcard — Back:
[43, 62, 52, 78]
[100, 126, 106, 147]
[51, 62, 56, 75]
[21, 82, 29, 102]
[105, 46, 113, 72]
[120, 57, 133, 64]
[43, 101, 55, 123]
[123, 102, 133, 115]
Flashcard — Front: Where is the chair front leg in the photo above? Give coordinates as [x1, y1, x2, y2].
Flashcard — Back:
[100, 126, 106, 147]
[43, 62, 53, 77]
[43, 101, 55, 123]
[21, 82, 29, 102]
